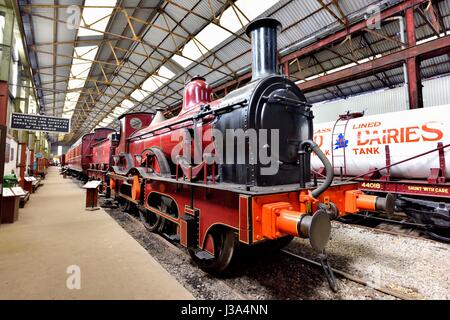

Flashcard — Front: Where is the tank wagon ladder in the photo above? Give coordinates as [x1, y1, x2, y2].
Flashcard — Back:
[331, 117, 350, 179]
[331, 111, 365, 179]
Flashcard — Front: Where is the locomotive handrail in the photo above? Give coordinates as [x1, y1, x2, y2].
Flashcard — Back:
[343, 143, 450, 183]
[263, 94, 312, 107]
[263, 94, 314, 118]
[128, 99, 248, 141]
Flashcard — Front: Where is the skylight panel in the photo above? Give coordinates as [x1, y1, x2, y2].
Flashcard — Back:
[195, 23, 232, 52]
[113, 106, 127, 115]
[66, 92, 81, 102]
[170, 0, 280, 68]
[232, 0, 280, 22]
[158, 66, 176, 79]
[63, 45, 99, 119]
[105, 115, 116, 122]
[63, 111, 74, 119]
[99, 120, 110, 127]
[142, 77, 160, 93]
[131, 66, 176, 100]
[67, 79, 86, 90]
[219, 5, 247, 33]
[77, 0, 117, 37]
[74, 46, 98, 60]
[173, 38, 208, 67]
[172, 54, 192, 68]
[130, 89, 147, 101]
[71, 46, 98, 78]
[122, 99, 134, 109]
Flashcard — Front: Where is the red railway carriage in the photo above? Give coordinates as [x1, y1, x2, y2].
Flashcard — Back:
[65, 128, 114, 177]
[107, 18, 393, 275]
[88, 113, 154, 189]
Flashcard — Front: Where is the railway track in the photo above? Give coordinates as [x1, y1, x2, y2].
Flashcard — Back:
[339, 212, 450, 244]
[279, 249, 418, 300]
[108, 200, 421, 300]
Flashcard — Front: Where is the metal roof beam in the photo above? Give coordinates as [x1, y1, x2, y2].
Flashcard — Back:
[298, 33, 450, 92]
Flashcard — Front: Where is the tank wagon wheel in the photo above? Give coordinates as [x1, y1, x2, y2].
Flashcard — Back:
[189, 227, 237, 274]
[424, 228, 450, 243]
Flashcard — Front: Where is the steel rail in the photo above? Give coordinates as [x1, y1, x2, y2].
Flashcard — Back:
[280, 249, 419, 300]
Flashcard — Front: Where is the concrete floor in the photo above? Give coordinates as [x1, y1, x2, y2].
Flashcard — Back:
[0, 167, 194, 300]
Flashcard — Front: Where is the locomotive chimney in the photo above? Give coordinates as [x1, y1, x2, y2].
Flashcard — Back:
[246, 17, 282, 81]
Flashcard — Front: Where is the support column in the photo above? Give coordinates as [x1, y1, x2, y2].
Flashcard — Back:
[405, 7, 423, 109]
[283, 61, 289, 77]
[0, 8, 14, 82]
[1, 81, 8, 208]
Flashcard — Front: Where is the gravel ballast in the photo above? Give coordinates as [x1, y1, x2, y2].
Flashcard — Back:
[286, 222, 450, 299]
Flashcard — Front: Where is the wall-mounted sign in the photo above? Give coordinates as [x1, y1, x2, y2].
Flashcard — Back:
[35, 152, 43, 159]
[10, 113, 71, 133]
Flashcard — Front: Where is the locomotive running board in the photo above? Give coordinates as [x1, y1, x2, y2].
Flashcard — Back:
[109, 171, 359, 196]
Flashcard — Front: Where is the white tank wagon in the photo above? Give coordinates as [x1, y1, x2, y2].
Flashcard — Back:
[311, 105, 450, 243]
[311, 105, 450, 179]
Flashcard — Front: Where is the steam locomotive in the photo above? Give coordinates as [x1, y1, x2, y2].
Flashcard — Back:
[65, 18, 393, 273]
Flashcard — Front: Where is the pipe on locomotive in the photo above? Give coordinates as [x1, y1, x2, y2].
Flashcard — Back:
[299, 140, 334, 199]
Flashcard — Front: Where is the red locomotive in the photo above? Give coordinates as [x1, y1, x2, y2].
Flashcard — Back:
[106, 18, 392, 273]
[64, 18, 393, 276]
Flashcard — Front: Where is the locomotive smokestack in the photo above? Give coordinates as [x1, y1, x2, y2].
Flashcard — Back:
[246, 17, 282, 81]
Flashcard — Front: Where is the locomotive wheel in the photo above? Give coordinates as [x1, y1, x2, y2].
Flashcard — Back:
[139, 207, 165, 232]
[189, 228, 237, 274]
